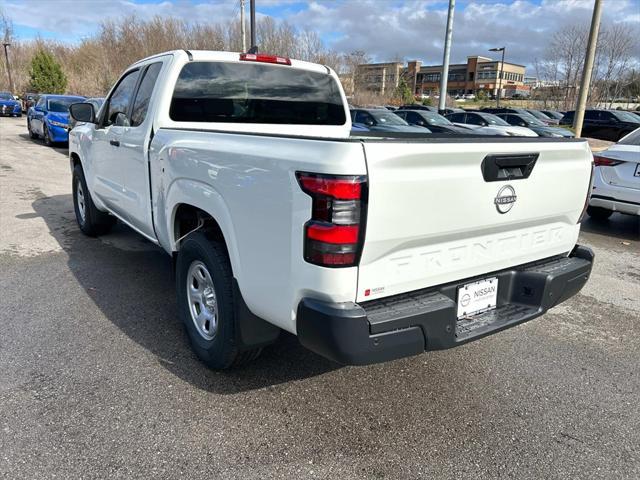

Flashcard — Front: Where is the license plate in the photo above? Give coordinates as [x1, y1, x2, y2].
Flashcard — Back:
[457, 277, 498, 318]
[634, 163, 640, 177]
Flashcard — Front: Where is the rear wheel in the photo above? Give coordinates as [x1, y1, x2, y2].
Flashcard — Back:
[72, 164, 116, 236]
[587, 206, 613, 220]
[176, 232, 261, 370]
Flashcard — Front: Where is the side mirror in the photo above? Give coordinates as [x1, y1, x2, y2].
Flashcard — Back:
[416, 120, 426, 126]
[69, 103, 96, 124]
[365, 120, 374, 127]
[480, 121, 488, 126]
[518, 122, 526, 127]
[113, 112, 130, 127]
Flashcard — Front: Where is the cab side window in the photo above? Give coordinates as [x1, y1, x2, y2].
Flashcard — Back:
[130, 63, 162, 127]
[105, 70, 140, 126]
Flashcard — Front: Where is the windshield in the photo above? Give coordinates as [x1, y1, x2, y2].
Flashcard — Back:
[612, 111, 640, 123]
[480, 113, 510, 126]
[48, 98, 83, 113]
[618, 128, 640, 145]
[527, 110, 550, 121]
[422, 112, 453, 126]
[0, 93, 13, 100]
[520, 114, 545, 126]
[371, 111, 408, 125]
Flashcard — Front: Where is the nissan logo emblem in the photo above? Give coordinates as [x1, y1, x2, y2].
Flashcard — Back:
[495, 185, 517, 214]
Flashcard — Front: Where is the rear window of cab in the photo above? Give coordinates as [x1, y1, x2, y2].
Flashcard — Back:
[170, 61, 346, 125]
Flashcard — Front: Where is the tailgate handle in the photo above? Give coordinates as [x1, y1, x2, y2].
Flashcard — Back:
[481, 153, 539, 182]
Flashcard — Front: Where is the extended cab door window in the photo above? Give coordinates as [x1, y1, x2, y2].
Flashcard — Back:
[130, 63, 162, 127]
[103, 69, 140, 127]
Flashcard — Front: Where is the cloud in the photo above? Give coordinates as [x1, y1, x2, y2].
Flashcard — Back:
[2, 0, 639, 69]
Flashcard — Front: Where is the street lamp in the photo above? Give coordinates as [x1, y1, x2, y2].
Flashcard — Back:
[2, 42, 14, 94]
[489, 47, 505, 107]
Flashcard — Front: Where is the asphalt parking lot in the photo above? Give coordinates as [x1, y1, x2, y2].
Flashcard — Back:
[1, 115, 639, 479]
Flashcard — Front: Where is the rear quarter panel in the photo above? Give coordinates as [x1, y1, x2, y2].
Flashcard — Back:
[150, 130, 367, 333]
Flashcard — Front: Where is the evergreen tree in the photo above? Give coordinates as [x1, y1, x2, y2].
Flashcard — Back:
[395, 77, 414, 104]
[28, 49, 67, 93]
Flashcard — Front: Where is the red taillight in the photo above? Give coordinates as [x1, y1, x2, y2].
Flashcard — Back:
[297, 172, 367, 268]
[239, 53, 291, 65]
[593, 155, 623, 167]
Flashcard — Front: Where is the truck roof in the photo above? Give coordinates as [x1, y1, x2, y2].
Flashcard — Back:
[131, 49, 331, 75]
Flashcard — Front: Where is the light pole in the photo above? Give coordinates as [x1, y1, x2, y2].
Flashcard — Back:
[489, 47, 505, 107]
[2, 42, 15, 94]
[437, 0, 455, 114]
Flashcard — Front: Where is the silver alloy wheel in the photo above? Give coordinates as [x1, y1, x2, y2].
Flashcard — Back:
[186, 260, 218, 340]
[76, 180, 86, 224]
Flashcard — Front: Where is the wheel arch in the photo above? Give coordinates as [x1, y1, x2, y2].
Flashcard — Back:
[169, 196, 242, 283]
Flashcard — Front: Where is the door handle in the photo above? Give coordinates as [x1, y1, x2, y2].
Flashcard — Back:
[110, 140, 120, 147]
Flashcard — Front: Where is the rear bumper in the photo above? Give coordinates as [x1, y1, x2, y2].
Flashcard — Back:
[590, 195, 640, 216]
[297, 245, 594, 365]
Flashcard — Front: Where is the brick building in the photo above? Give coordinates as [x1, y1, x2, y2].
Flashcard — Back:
[356, 55, 530, 99]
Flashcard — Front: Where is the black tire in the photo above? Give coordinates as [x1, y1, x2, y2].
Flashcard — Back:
[176, 232, 261, 369]
[27, 120, 37, 139]
[587, 206, 613, 220]
[43, 124, 53, 146]
[16, 113, 22, 118]
[72, 164, 116, 236]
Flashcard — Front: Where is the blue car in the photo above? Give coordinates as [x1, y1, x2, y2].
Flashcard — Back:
[27, 94, 86, 145]
[0, 91, 21, 117]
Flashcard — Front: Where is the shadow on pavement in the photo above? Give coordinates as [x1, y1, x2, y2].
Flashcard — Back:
[581, 213, 640, 243]
[32, 194, 341, 394]
[18, 132, 69, 155]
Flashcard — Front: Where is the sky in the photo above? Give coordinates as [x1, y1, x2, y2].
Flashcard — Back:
[1, 0, 639, 69]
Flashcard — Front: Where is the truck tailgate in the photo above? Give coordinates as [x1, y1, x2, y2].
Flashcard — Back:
[357, 139, 592, 302]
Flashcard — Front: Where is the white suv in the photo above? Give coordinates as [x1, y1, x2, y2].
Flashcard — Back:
[588, 127, 640, 219]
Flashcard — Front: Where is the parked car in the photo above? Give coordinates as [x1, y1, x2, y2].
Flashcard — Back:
[587, 127, 640, 219]
[524, 109, 559, 125]
[69, 97, 104, 130]
[384, 105, 398, 111]
[442, 107, 464, 115]
[395, 109, 487, 134]
[68, 50, 593, 369]
[399, 104, 438, 112]
[0, 91, 22, 117]
[560, 109, 640, 141]
[445, 111, 537, 136]
[21, 93, 39, 113]
[540, 110, 565, 122]
[496, 113, 574, 137]
[351, 108, 429, 133]
[483, 107, 557, 125]
[27, 94, 86, 145]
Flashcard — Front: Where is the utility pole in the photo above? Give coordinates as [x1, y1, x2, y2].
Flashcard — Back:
[438, 0, 455, 114]
[240, 0, 246, 52]
[573, 0, 602, 137]
[2, 43, 14, 94]
[489, 47, 505, 107]
[249, 0, 257, 53]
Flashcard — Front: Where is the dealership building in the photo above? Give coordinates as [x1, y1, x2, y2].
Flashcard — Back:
[355, 55, 530, 98]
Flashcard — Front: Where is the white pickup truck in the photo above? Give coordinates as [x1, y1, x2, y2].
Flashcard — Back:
[69, 50, 594, 369]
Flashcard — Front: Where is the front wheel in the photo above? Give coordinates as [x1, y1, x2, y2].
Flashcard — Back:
[176, 232, 261, 369]
[72, 164, 116, 236]
[43, 125, 53, 146]
[587, 206, 613, 221]
[27, 120, 37, 139]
